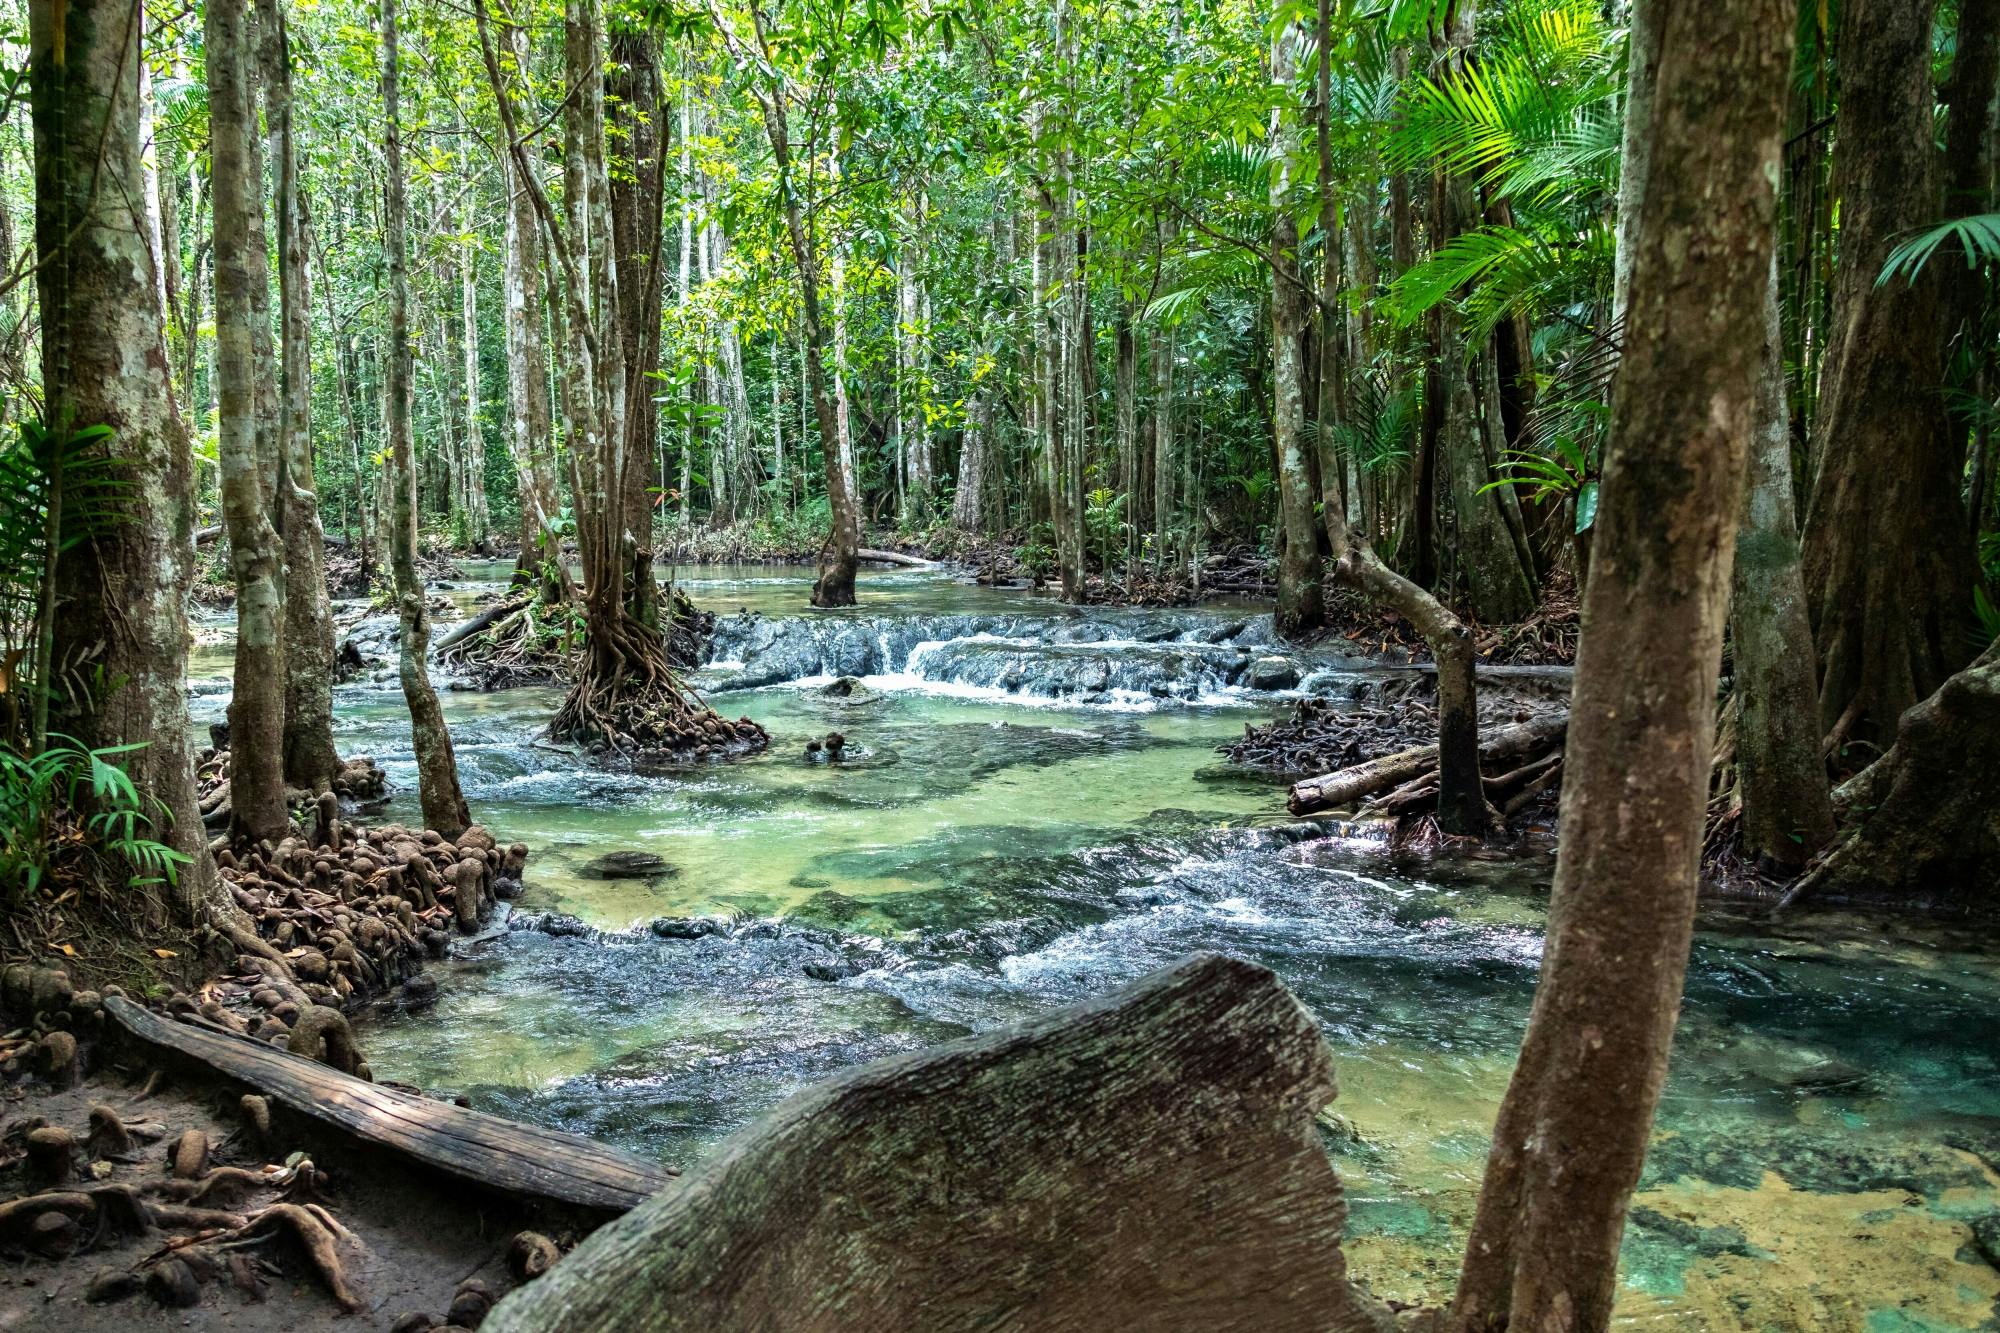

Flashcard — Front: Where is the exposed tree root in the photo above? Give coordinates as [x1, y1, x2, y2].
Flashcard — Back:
[551, 611, 768, 765]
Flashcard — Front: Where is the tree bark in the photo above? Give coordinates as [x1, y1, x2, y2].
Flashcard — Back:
[1730, 256, 1834, 872]
[1781, 639, 1999, 914]
[31, 0, 225, 926]
[736, 39, 860, 605]
[259, 0, 341, 797]
[382, 0, 470, 838]
[1428, 3, 1535, 624]
[608, 27, 666, 618]
[209, 0, 289, 844]
[1799, 0, 1978, 751]
[1269, 20, 1323, 640]
[500, 18, 558, 591]
[460, 152, 490, 546]
[1448, 3, 1791, 1325]
[1940, 0, 2000, 346]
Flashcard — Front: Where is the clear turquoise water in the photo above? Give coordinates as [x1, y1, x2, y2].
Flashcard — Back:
[199, 564, 2000, 1329]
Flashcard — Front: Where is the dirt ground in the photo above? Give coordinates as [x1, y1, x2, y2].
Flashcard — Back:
[0, 1049, 587, 1331]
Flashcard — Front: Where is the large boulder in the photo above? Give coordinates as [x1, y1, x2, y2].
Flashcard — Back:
[485, 953, 1389, 1333]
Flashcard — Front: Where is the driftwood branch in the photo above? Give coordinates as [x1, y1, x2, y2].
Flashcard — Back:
[854, 546, 935, 567]
[433, 595, 531, 652]
[1289, 712, 1569, 816]
[485, 954, 1392, 1333]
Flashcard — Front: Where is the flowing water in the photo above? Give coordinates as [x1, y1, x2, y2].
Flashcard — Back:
[190, 564, 2000, 1330]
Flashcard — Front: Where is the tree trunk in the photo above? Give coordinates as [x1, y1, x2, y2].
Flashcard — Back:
[209, 0, 289, 844]
[260, 0, 341, 797]
[1799, 0, 1978, 751]
[1448, 3, 1791, 1325]
[1781, 639, 2000, 914]
[1730, 256, 1835, 872]
[383, 0, 470, 838]
[1151, 268, 1175, 566]
[460, 153, 490, 546]
[31, 0, 226, 927]
[1611, 0, 1662, 325]
[795, 135, 860, 607]
[500, 16, 558, 591]
[609, 27, 666, 619]
[1940, 0, 2000, 346]
[1268, 19, 1322, 639]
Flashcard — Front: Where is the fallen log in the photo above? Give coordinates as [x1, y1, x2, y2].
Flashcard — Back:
[103, 996, 674, 1214]
[854, 547, 934, 567]
[1289, 712, 1569, 816]
[484, 953, 1392, 1333]
[433, 595, 531, 653]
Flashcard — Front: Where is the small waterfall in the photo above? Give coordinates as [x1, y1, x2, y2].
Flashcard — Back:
[702, 609, 1392, 705]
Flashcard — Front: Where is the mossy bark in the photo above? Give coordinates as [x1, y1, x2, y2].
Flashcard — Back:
[30, 0, 224, 929]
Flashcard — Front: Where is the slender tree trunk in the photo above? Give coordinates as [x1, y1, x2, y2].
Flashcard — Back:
[1312, 0, 1480, 834]
[770, 333, 784, 503]
[1611, 0, 1662, 326]
[1799, 0, 1978, 751]
[895, 203, 919, 521]
[1151, 250, 1175, 566]
[383, 0, 470, 837]
[210, 0, 289, 844]
[1268, 20, 1322, 637]
[31, 0, 226, 926]
[1114, 306, 1136, 560]
[501, 17, 557, 590]
[259, 0, 340, 797]
[1427, 7, 1536, 621]
[1731, 255, 1835, 872]
[765, 121, 861, 607]
[609, 27, 666, 617]
[953, 208, 1005, 534]
[676, 80, 696, 521]
[460, 154, 489, 546]
[1450, 3, 1791, 1324]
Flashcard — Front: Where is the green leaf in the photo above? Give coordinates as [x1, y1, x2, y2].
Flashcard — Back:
[1574, 481, 1599, 533]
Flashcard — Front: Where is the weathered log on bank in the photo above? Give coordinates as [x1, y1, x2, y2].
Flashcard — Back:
[855, 546, 935, 567]
[1287, 712, 1570, 816]
[484, 953, 1391, 1333]
[433, 595, 531, 652]
[104, 996, 674, 1214]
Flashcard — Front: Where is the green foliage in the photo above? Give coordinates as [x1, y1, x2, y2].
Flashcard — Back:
[1085, 486, 1127, 572]
[0, 422, 132, 747]
[1879, 214, 2000, 284]
[1332, 372, 1416, 476]
[0, 738, 191, 901]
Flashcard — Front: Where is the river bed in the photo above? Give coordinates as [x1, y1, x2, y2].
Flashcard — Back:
[190, 563, 2000, 1330]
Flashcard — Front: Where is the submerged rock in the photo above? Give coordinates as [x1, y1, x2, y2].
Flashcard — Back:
[649, 916, 723, 940]
[580, 850, 677, 881]
[816, 676, 882, 706]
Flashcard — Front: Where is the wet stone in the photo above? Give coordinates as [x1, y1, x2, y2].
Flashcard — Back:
[650, 917, 723, 940]
[580, 850, 677, 881]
